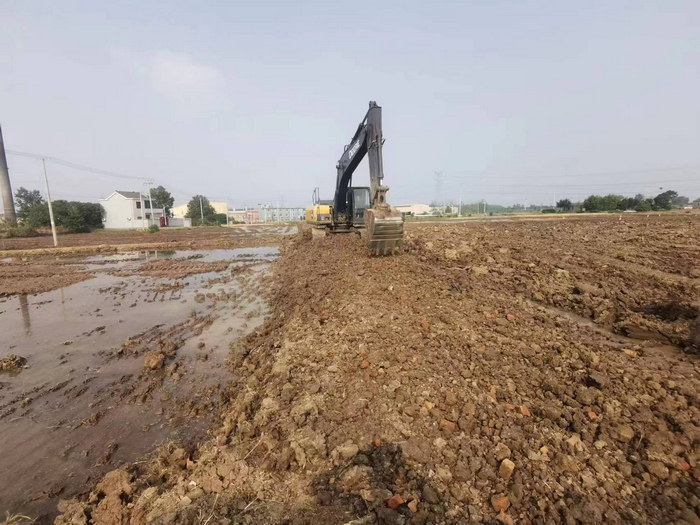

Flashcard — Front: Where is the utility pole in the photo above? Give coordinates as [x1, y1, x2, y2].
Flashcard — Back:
[434, 171, 443, 205]
[199, 196, 204, 225]
[42, 158, 58, 246]
[0, 124, 17, 225]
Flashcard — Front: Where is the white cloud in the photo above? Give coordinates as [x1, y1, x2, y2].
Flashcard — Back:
[111, 47, 228, 112]
[149, 51, 225, 101]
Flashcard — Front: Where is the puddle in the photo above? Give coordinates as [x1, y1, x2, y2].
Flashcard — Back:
[0, 248, 277, 520]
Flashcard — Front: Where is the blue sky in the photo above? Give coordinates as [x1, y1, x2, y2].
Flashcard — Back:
[1, 0, 699, 207]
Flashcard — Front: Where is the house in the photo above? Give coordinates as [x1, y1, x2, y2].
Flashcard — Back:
[171, 201, 228, 218]
[100, 191, 164, 229]
[229, 208, 260, 224]
[396, 204, 431, 216]
[210, 201, 228, 215]
[258, 205, 305, 222]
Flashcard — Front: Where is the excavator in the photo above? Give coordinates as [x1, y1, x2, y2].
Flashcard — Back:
[306, 101, 404, 255]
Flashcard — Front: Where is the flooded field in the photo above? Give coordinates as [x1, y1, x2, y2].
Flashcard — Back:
[0, 247, 278, 520]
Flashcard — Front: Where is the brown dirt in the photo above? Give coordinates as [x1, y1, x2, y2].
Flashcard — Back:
[0, 225, 292, 296]
[0, 225, 293, 253]
[0, 261, 94, 296]
[112, 259, 234, 279]
[49, 214, 700, 524]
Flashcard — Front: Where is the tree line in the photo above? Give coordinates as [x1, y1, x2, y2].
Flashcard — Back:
[557, 190, 696, 213]
[10, 185, 178, 233]
[14, 187, 103, 233]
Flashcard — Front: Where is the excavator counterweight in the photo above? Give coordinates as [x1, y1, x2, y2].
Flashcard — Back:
[305, 101, 404, 255]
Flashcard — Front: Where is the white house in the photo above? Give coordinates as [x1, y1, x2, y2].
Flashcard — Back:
[258, 205, 305, 222]
[396, 204, 431, 216]
[100, 191, 164, 229]
[171, 200, 228, 218]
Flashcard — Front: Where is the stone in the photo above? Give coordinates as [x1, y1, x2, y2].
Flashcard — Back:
[436, 467, 452, 482]
[144, 353, 165, 370]
[386, 494, 405, 509]
[472, 266, 489, 275]
[560, 454, 579, 473]
[647, 461, 669, 479]
[433, 437, 447, 449]
[587, 371, 609, 389]
[566, 434, 584, 453]
[499, 459, 515, 480]
[497, 512, 515, 525]
[439, 419, 457, 433]
[491, 495, 510, 513]
[615, 424, 635, 443]
[519, 405, 531, 417]
[335, 442, 359, 460]
[445, 391, 458, 406]
[494, 443, 511, 461]
[422, 485, 440, 504]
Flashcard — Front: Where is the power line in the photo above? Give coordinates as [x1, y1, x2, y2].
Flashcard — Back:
[7, 149, 204, 201]
[7, 149, 152, 182]
[443, 164, 700, 181]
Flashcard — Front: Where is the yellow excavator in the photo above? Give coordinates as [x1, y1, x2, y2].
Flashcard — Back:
[306, 101, 404, 255]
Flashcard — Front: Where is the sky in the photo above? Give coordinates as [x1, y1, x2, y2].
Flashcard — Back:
[1, 0, 699, 208]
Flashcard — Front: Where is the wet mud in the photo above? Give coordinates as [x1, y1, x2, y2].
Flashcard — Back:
[0, 247, 277, 521]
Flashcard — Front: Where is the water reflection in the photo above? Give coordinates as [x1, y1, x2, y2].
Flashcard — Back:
[18, 294, 31, 335]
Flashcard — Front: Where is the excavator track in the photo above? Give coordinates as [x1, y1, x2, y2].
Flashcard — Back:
[364, 206, 404, 256]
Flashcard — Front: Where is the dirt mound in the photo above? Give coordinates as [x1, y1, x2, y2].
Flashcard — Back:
[0, 261, 93, 295]
[54, 216, 700, 524]
[0, 354, 27, 374]
[112, 259, 233, 279]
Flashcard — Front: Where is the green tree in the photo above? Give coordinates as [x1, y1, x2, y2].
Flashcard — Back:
[692, 198, 700, 208]
[582, 194, 624, 212]
[25, 201, 50, 227]
[673, 195, 690, 207]
[150, 185, 175, 217]
[213, 213, 228, 225]
[14, 187, 44, 220]
[185, 195, 216, 226]
[634, 199, 653, 212]
[582, 195, 604, 212]
[25, 201, 103, 232]
[556, 198, 573, 211]
[653, 190, 678, 210]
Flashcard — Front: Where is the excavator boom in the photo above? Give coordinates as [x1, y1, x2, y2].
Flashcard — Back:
[333, 101, 404, 255]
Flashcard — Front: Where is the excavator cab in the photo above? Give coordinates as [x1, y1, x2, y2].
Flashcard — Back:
[347, 187, 371, 227]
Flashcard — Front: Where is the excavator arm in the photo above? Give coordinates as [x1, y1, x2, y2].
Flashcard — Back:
[333, 101, 404, 255]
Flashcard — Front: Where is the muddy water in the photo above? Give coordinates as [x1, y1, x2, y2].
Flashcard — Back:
[0, 247, 277, 520]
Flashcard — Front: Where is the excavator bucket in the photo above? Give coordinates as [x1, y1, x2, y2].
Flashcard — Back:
[364, 206, 404, 256]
